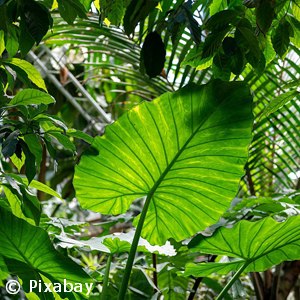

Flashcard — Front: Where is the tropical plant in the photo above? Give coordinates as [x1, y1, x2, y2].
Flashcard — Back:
[0, 0, 300, 299]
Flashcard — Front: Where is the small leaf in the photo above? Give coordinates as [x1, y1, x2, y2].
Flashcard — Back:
[124, 0, 159, 35]
[184, 216, 300, 276]
[5, 25, 19, 57]
[10, 89, 55, 106]
[47, 132, 76, 152]
[0, 29, 4, 55]
[263, 90, 299, 117]
[140, 31, 166, 78]
[57, 0, 86, 24]
[235, 25, 261, 59]
[255, 0, 275, 35]
[100, 0, 127, 26]
[67, 129, 94, 144]
[2, 130, 19, 158]
[20, 141, 36, 183]
[202, 27, 230, 58]
[4, 59, 47, 91]
[23, 134, 43, 170]
[21, 0, 51, 44]
[205, 10, 239, 31]
[271, 20, 293, 57]
[209, 0, 227, 16]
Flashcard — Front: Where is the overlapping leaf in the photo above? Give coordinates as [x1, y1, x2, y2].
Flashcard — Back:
[184, 216, 300, 277]
[0, 208, 93, 299]
[74, 80, 253, 245]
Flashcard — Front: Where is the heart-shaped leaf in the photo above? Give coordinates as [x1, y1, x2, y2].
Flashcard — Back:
[74, 80, 253, 245]
[184, 216, 300, 277]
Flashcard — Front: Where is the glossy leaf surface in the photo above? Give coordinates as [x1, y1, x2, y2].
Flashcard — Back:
[184, 216, 300, 277]
[74, 80, 253, 245]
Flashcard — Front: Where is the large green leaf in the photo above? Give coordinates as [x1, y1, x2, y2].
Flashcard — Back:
[0, 208, 93, 299]
[74, 80, 253, 245]
[184, 216, 300, 277]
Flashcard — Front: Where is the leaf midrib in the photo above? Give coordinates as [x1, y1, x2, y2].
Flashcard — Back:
[146, 91, 229, 200]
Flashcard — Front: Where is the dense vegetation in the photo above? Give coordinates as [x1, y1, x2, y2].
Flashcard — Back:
[0, 0, 300, 299]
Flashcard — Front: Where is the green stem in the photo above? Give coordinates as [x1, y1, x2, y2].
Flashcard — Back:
[216, 262, 249, 300]
[118, 195, 152, 299]
[102, 254, 112, 300]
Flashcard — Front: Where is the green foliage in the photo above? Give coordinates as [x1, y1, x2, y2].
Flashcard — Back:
[74, 80, 253, 245]
[0, 208, 93, 299]
[0, 0, 299, 299]
[185, 216, 300, 276]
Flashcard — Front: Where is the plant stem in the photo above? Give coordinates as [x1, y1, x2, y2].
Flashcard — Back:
[152, 253, 157, 288]
[216, 262, 249, 300]
[118, 195, 152, 299]
[102, 254, 112, 300]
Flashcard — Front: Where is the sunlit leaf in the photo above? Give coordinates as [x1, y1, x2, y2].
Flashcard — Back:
[74, 80, 253, 245]
[184, 216, 300, 276]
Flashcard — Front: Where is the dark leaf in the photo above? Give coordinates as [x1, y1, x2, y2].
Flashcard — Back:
[20, 140, 36, 183]
[20, 186, 41, 225]
[124, 0, 159, 35]
[205, 9, 239, 31]
[255, 0, 275, 35]
[271, 20, 293, 57]
[202, 27, 230, 58]
[57, 0, 86, 25]
[140, 31, 166, 78]
[2, 130, 19, 157]
[21, 0, 51, 44]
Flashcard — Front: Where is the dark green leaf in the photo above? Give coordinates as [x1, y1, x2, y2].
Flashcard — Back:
[47, 132, 76, 152]
[20, 141, 36, 183]
[255, 0, 275, 34]
[2, 130, 19, 157]
[271, 20, 293, 57]
[202, 27, 230, 58]
[23, 134, 43, 170]
[205, 10, 239, 31]
[5, 24, 18, 57]
[21, 0, 51, 44]
[124, 0, 159, 35]
[57, 0, 86, 24]
[140, 31, 166, 78]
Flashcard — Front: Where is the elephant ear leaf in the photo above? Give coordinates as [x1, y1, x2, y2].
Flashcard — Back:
[74, 79, 253, 245]
[184, 216, 300, 277]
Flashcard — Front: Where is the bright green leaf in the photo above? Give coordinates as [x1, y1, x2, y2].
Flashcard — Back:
[0, 29, 4, 55]
[74, 80, 253, 245]
[67, 129, 94, 144]
[209, 0, 227, 16]
[262, 90, 299, 117]
[4, 59, 47, 91]
[0, 208, 93, 299]
[184, 216, 300, 277]
[10, 89, 54, 106]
